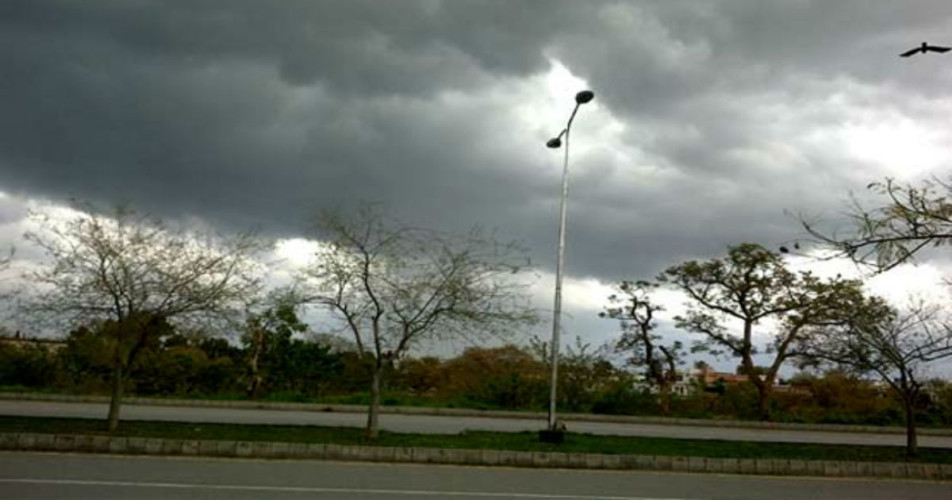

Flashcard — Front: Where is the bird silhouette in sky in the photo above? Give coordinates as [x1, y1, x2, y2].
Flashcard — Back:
[900, 42, 952, 57]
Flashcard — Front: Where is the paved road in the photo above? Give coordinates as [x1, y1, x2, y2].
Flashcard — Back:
[1, 452, 948, 500]
[3, 400, 952, 448]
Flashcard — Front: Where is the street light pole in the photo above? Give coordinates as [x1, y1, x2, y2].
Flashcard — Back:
[545, 90, 594, 435]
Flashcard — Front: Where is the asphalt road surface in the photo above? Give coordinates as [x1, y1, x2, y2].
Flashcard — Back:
[1, 452, 949, 500]
[3, 400, 952, 448]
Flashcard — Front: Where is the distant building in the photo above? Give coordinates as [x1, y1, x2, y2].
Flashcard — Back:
[632, 371, 697, 396]
[695, 364, 749, 386]
[0, 334, 67, 352]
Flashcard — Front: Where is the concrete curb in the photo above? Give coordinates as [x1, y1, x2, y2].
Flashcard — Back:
[1, 431, 949, 480]
[4, 392, 952, 436]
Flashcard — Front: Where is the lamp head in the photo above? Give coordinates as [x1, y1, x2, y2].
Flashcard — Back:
[546, 137, 562, 149]
[575, 90, 595, 104]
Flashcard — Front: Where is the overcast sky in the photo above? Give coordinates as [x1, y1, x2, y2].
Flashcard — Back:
[3, 1, 952, 372]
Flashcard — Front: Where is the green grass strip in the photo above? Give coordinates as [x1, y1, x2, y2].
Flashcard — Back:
[2, 416, 949, 464]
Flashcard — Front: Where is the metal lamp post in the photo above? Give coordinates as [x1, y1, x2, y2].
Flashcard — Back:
[543, 89, 594, 437]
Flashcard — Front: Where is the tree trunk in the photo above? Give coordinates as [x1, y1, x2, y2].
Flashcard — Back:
[246, 374, 262, 399]
[365, 365, 382, 440]
[756, 383, 771, 421]
[107, 365, 125, 432]
[658, 383, 672, 415]
[904, 400, 919, 458]
[247, 330, 264, 399]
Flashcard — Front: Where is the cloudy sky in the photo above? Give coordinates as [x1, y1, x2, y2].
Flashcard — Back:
[3, 1, 952, 371]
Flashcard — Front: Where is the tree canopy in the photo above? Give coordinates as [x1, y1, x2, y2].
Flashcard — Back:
[24, 204, 264, 430]
[804, 177, 952, 271]
[301, 207, 536, 438]
[660, 242, 866, 419]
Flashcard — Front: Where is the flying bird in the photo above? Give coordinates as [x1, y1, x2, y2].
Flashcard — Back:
[900, 42, 952, 57]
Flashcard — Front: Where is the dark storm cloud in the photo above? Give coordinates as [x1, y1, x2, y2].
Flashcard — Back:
[2, 0, 952, 286]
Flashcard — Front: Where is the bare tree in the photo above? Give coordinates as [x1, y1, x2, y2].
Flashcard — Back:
[797, 299, 952, 457]
[301, 207, 536, 439]
[803, 177, 952, 271]
[24, 204, 263, 431]
[660, 243, 865, 420]
[600, 281, 684, 414]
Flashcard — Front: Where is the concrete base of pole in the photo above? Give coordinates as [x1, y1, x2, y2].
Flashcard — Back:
[538, 430, 565, 444]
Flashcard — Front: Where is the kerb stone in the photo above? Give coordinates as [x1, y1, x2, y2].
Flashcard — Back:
[753, 459, 771, 475]
[251, 441, 273, 457]
[532, 451, 554, 467]
[182, 440, 199, 455]
[90, 436, 111, 452]
[671, 456, 690, 472]
[271, 442, 291, 458]
[215, 440, 237, 457]
[654, 455, 673, 471]
[34, 434, 54, 450]
[584, 454, 605, 469]
[145, 438, 164, 454]
[633, 455, 656, 470]
[687, 457, 705, 473]
[822, 461, 842, 477]
[236, 441, 253, 457]
[108, 437, 128, 454]
[480, 449, 501, 466]
[0, 433, 16, 450]
[288, 442, 309, 458]
[601, 454, 624, 470]
[719, 458, 740, 474]
[198, 440, 218, 456]
[53, 435, 76, 451]
[306, 443, 327, 459]
[567, 453, 587, 468]
[805, 460, 825, 476]
[738, 458, 757, 475]
[323, 444, 344, 460]
[787, 460, 807, 476]
[160, 439, 184, 455]
[127, 437, 147, 454]
[905, 464, 925, 480]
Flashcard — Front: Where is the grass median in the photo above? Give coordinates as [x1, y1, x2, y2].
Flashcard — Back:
[2, 416, 950, 464]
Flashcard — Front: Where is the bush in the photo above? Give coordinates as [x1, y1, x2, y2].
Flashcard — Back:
[592, 386, 659, 415]
[0, 344, 58, 388]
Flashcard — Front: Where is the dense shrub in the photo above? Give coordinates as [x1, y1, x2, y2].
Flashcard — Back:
[5, 328, 952, 427]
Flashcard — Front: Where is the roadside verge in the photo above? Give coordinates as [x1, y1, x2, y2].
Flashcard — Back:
[2, 431, 950, 480]
[3, 392, 950, 436]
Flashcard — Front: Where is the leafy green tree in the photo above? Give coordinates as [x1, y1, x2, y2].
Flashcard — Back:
[59, 325, 113, 391]
[0, 342, 58, 388]
[242, 296, 308, 398]
[281, 339, 342, 397]
[660, 243, 865, 420]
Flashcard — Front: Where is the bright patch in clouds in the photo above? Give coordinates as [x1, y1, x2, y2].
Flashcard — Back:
[867, 263, 952, 307]
[510, 59, 632, 170]
[842, 114, 952, 180]
[785, 251, 952, 309]
[273, 238, 320, 268]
